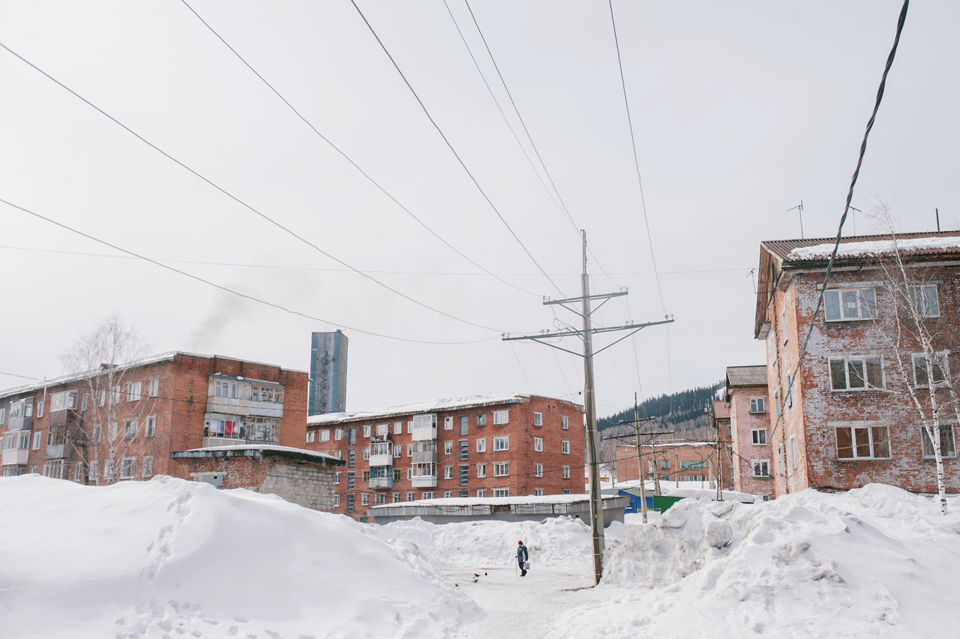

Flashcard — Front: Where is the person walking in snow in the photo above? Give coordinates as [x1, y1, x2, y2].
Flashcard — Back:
[517, 540, 529, 577]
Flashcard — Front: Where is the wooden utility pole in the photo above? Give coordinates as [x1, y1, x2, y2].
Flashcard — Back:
[503, 231, 673, 584]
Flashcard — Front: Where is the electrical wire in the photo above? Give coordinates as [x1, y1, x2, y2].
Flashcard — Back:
[768, 0, 910, 442]
[508, 342, 535, 395]
[0, 197, 497, 346]
[0, 40, 505, 334]
[606, 0, 666, 315]
[177, 0, 537, 299]
[349, 0, 567, 298]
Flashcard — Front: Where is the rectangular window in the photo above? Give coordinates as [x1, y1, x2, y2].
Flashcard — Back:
[363, 447, 370, 460]
[790, 437, 797, 469]
[347, 472, 355, 489]
[562, 466, 570, 479]
[149, 377, 159, 397]
[103, 460, 114, 480]
[112, 386, 121, 405]
[348, 449, 355, 468]
[335, 472, 341, 485]
[421, 492, 434, 500]
[459, 440, 469, 461]
[477, 463, 486, 478]
[33, 432, 41, 450]
[661, 459, 669, 469]
[913, 353, 947, 387]
[911, 284, 940, 317]
[334, 494, 341, 508]
[824, 288, 877, 321]
[321, 430, 330, 442]
[74, 463, 83, 482]
[37, 400, 44, 417]
[363, 425, 371, 438]
[921, 424, 957, 458]
[408, 444, 415, 457]
[117, 458, 134, 479]
[376, 423, 388, 436]
[361, 493, 369, 506]
[562, 415, 569, 430]
[459, 465, 469, 486]
[362, 470, 370, 482]
[81, 394, 89, 411]
[561, 440, 570, 454]
[335, 428, 343, 441]
[123, 420, 137, 439]
[535, 488, 543, 496]
[394, 422, 402, 435]
[535, 463, 543, 477]
[786, 374, 793, 408]
[89, 461, 98, 478]
[47, 431, 54, 446]
[830, 356, 884, 390]
[145, 416, 156, 437]
[494, 436, 509, 451]
[476, 438, 486, 453]
[406, 492, 415, 502]
[534, 437, 543, 452]
[444, 416, 453, 430]
[752, 460, 769, 477]
[442, 441, 451, 455]
[681, 460, 706, 470]
[752, 429, 767, 445]
[750, 398, 765, 413]
[126, 382, 141, 402]
[493, 410, 509, 425]
[444, 466, 453, 480]
[477, 413, 486, 427]
[346, 494, 354, 512]
[393, 468, 401, 481]
[407, 421, 413, 434]
[50, 391, 77, 412]
[407, 468, 413, 480]
[460, 415, 469, 436]
[349, 428, 356, 445]
[444, 491, 453, 498]
[835, 424, 890, 459]
[774, 391, 781, 419]
[477, 489, 486, 497]
[394, 445, 402, 458]
[392, 493, 400, 503]
[494, 462, 508, 477]
[534, 412, 543, 426]
[494, 489, 509, 498]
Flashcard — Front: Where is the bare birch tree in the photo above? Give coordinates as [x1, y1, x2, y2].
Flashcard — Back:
[61, 314, 152, 485]
[871, 209, 958, 515]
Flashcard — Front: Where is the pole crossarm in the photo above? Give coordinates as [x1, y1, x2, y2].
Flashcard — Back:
[501, 317, 674, 355]
[543, 290, 628, 306]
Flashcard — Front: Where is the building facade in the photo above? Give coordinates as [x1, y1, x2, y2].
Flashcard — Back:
[0, 352, 307, 484]
[615, 440, 731, 489]
[308, 331, 348, 416]
[726, 365, 774, 498]
[755, 232, 960, 495]
[305, 393, 584, 521]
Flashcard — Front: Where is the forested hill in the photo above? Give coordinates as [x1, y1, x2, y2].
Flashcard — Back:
[597, 382, 724, 442]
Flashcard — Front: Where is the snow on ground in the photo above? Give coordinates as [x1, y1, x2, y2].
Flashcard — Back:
[4, 477, 960, 639]
[0, 475, 479, 639]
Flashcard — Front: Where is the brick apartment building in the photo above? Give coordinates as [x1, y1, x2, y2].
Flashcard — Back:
[615, 439, 732, 489]
[755, 231, 960, 495]
[0, 352, 308, 484]
[726, 365, 774, 499]
[305, 393, 584, 521]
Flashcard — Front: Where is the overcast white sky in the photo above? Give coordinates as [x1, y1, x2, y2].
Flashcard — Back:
[1, 0, 956, 417]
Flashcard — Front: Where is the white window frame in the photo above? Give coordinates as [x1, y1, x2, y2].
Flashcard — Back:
[306, 431, 315, 443]
[142, 456, 154, 478]
[361, 493, 369, 506]
[444, 416, 453, 430]
[562, 465, 570, 479]
[913, 352, 949, 388]
[561, 440, 570, 454]
[921, 424, 957, 458]
[535, 463, 543, 477]
[493, 436, 509, 451]
[334, 494, 340, 507]
[824, 288, 877, 321]
[363, 447, 370, 460]
[535, 488, 543, 496]
[476, 463, 486, 478]
[749, 397, 765, 413]
[493, 410, 509, 425]
[123, 420, 137, 439]
[320, 430, 330, 442]
[363, 425, 371, 438]
[534, 437, 543, 452]
[376, 423, 388, 436]
[74, 463, 83, 482]
[126, 382, 141, 402]
[394, 445, 402, 458]
[829, 355, 884, 391]
[444, 491, 453, 498]
[476, 438, 486, 453]
[407, 444, 414, 457]
[335, 472, 341, 485]
[149, 377, 159, 397]
[910, 284, 940, 318]
[406, 491, 415, 502]
[561, 415, 569, 430]
[335, 428, 343, 441]
[444, 441, 453, 455]
[421, 492, 434, 500]
[444, 466, 453, 480]
[493, 488, 509, 498]
[752, 460, 770, 477]
[534, 412, 543, 426]
[751, 429, 767, 445]
[477, 489, 486, 497]
[833, 421, 891, 460]
[37, 399, 44, 417]
[33, 432, 41, 450]
[393, 421, 402, 435]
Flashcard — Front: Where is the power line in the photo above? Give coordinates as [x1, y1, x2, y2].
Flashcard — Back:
[0, 197, 497, 346]
[606, 0, 667, 315]
[0, 40, 504, 334]
[177, 0, 537, 299]
[349, 0, 567, 298]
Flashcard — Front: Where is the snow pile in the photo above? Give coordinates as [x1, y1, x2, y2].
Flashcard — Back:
[375, 516, 635, 569]
[788, 236, 960, 260]
[554, 485, 960, 638]
[0, 475, 480, 639]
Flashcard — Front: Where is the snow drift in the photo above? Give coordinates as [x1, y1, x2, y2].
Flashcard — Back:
[555, 484, 960, 638]
[0, 475, 480, 639]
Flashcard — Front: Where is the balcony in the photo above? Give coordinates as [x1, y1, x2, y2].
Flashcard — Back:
[46, 444, 67, 459]
[206, 396, 250, 416]
[412, 426, 436, 442]
[412, 476, 438, 488]
[370, 476, 393, 489]
[202, 436, 246, 448]
[369, 453, 393, 467]
[1, 449, 29, 466]
[412, 450, 437, 464]
[249, 400, 283, 418]
[9, 415, 32, 431]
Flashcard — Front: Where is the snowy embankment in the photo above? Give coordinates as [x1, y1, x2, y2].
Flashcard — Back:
[375, 516, 634, 569]
[0, 475, 479, 639]
[555, 484, 960, 639]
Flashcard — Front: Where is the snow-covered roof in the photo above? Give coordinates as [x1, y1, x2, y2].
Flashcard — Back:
[307, 392, 581, 426]
[179, 443, 340, 462]
[0, 350, 307, 400]
[787, 236, 960, 260]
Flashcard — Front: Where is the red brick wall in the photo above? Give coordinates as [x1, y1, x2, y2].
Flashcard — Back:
[729, 386, 775, 497]
[305, 395, 585, 520]
[615, 441, 729, 487]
